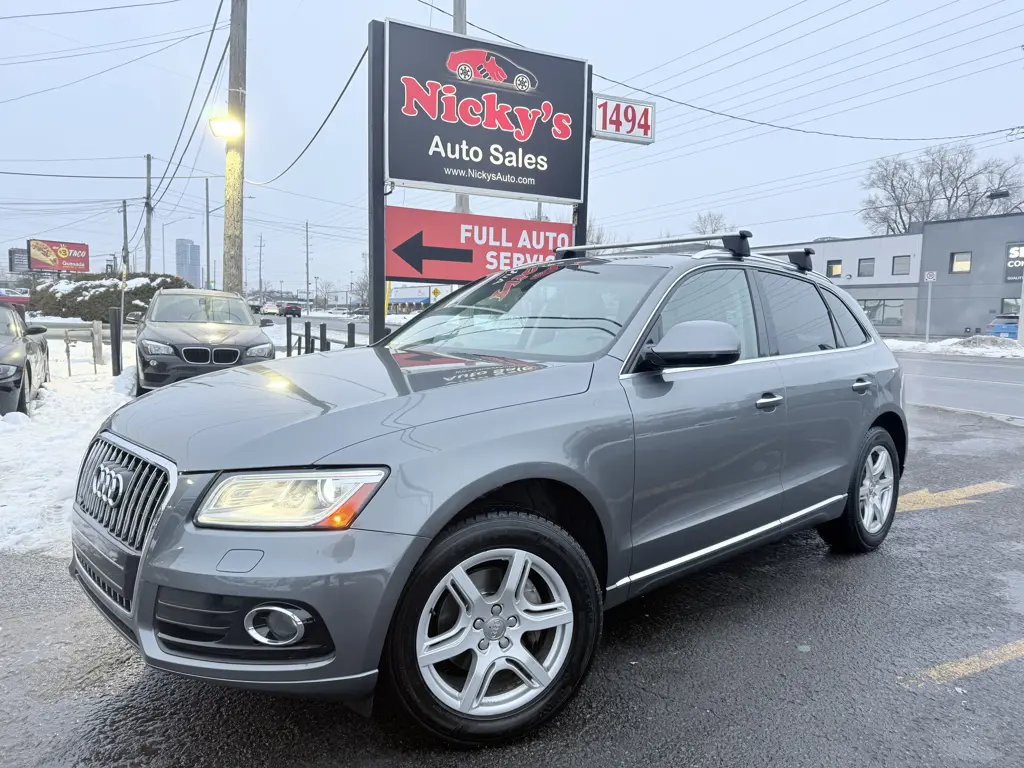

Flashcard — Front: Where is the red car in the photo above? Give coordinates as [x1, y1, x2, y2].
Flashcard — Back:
[446, 49, 537, 92]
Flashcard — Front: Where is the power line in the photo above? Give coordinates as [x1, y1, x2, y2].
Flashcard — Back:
[0, 0, 183, 22]
[1, 208, 119, 246]
[0, 22, 221, 61]
[152, 0, 225, 199]
[0, 156, 138, 163]
[0, 34, 203, 106]
[0, 25, 228, 67]
[245, 46, 368, 186]
[592, 0, 998, 159]
[0, 169, 214, 180]
[153, 35, 230, 209]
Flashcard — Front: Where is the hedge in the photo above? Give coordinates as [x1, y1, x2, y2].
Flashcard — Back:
[29, 273, 190, 322]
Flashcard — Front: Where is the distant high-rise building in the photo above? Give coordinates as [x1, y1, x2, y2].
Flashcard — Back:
[175, 238, 202, 288]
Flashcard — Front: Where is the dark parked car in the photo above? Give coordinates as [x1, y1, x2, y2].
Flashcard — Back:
[278, 302, 302, 317]
[0, 303, 49, 416]
[127, 288, 275, 396]
[71, 235, 907, 746]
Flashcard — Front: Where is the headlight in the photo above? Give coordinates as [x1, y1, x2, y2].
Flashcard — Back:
[139, 339, 174, 356]
[195, 469, 387, 529]
[0, 364, 17, 380]
[246, 342, 274, 358]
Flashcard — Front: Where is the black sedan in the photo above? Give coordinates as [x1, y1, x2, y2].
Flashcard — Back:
[0, 303, 49, 416]
[127, 289, 275, 397]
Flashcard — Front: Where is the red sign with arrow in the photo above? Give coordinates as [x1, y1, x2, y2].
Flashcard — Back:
[385, 206, 573, 284]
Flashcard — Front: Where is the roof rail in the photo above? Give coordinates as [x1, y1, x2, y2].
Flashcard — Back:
[756, 247, 815, 272]
[555, 230, 752, 260]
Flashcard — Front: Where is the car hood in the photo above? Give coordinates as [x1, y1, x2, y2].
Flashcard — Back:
[0, 338, 22, 366]
[141, 322, 270, 346]
[106, 346, 592, 471]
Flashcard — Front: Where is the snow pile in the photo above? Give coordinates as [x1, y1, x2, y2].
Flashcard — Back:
[26, 313, 88, 324]
[0, 341, 136, 556]
[886, 335, 1024, 358]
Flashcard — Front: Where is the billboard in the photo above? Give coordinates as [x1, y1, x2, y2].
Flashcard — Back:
[385, 206, 573, 284]
[385, 20, 588, 204]
[27, 239, 89, 272]
[7, 248, 28, 273]
[1006, 243, 1023, 283]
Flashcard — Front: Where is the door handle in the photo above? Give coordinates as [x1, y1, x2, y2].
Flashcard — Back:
[852, 378, 871, 393]
[755, 393, 784, 410]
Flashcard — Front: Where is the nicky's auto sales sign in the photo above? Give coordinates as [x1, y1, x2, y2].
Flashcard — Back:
[385, 20, 588, 204]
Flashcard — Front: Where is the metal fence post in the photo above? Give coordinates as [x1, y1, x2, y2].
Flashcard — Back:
[346, 322, 355, 348]
[285, 316, 292, 357]
[108, 306, 122, 376]
[304, 320, 312, 354]
[319, 323, 329, 351]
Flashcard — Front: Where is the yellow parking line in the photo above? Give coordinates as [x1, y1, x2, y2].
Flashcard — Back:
[900, 639, 1024, 688]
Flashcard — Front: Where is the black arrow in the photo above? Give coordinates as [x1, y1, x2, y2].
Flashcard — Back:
[393, 231, 473, 274]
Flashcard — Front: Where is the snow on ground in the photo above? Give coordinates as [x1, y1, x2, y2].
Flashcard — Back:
[885, 335, 1024, 358]
[0, 340, 136, 557]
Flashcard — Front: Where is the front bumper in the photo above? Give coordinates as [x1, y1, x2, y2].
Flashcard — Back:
[137, 349, 273, 389]
[70, 460, 428, 698]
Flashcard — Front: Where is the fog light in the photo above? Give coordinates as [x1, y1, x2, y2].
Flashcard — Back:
[243, 604, 310, 646]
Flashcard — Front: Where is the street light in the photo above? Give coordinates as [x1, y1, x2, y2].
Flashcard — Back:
[161, 216, 193, 274]
[209, 116, 243, 139]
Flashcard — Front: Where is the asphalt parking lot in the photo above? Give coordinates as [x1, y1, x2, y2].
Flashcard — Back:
[2, 405, 1023, 768]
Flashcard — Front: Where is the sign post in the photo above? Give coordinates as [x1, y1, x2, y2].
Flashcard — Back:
[924, 270, 937, 342]
[368, 20, 388, 343]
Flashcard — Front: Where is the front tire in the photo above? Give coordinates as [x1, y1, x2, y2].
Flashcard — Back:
[817, 427, 899, 553]
[16, 366, 33, 417]
[385, 508, 602, 747]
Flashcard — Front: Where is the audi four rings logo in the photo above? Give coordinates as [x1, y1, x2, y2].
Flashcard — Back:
[92, 463, 125, 507]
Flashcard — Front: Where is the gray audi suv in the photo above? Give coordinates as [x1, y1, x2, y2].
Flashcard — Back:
[70, 234, 907, 746]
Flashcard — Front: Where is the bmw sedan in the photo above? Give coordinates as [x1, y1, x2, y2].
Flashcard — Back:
[130, 289, 275, 396]
[0, 303, 49, 416]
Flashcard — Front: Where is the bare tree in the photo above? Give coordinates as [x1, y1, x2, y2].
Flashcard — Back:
[317, 280, 336, 310]
[690, 211, 730, 236]
[860, 143, 1022, 234]
[524, 206, 551, 222]
[351, 264, 370, 307]
[587, 219, 614, 246]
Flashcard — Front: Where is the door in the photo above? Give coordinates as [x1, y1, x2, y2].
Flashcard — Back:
[755, 271, 874, 515]
[621, 267, 786, 584]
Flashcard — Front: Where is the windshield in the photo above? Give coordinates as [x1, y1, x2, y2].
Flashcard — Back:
[385, 261, 665, 362]
[150, 294, 254, 325]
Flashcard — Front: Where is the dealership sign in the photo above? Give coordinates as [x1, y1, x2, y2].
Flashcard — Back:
[27, 239, 89, 272]
[1007, 243, 1023, 282]
[385, 206, 573, 284]
[593, 93, 655, 145]
[384, 20, 588, 204]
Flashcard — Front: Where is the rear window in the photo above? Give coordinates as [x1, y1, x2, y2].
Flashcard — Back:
[994, 315, 1019, 325]
[822, 290, 869, 347]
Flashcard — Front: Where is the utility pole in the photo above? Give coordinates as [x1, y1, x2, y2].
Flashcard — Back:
[213, 261, 217, 290]
[121, 200, 129, 273]
[305, 220, 311, 309]
[536, 201, 543, 221]
[279, 279, 283, 297]
[222, 0, 247, 294]
[257, 233, 264, 303]
[452, 0, 470, 215]
[144, 153, 153, 272]
[205, 177, 211, 289]
[314, 276, 320, 311]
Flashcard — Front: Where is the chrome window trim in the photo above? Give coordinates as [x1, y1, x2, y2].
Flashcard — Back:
[618, 260, 876, 377]
[73, 432, 178, 620]
[607, 494, 846, 590]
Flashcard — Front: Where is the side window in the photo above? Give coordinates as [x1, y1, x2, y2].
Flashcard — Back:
[654, 268, 759, 360]
[822, 290, 869, 347]
[0, 306, 21, 337]
[759, 272, 837, 355]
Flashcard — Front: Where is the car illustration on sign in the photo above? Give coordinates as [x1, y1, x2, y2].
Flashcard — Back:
[446, 49, 537, 92]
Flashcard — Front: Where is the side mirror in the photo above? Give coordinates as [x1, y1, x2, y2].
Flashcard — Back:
[24, 325, 47, 336]
[646, 320, 741, 369]
[260, 318, 275, 327]
[125, 312, 142, 324]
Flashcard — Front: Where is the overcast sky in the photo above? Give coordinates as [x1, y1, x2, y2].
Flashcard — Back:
[2, 0, 1021, 294]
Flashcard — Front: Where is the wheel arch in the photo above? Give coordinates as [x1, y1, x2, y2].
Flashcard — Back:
[870, 409, 907, 474]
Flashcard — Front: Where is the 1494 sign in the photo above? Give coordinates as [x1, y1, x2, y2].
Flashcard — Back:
[385, 20, 588, 204]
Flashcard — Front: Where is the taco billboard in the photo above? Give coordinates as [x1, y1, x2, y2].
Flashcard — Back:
[27, 239, 89, 272]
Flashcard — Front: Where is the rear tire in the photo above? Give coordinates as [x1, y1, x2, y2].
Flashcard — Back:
[384, 507, 602, 747]
[817, 426, 899, 553]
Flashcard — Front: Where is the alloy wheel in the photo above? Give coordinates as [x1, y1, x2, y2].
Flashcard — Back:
[415, 548, 574, 716]
[859, 446, 895, 534]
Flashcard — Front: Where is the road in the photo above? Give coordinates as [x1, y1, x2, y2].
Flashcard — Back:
[3, 406, 1024, 767]
[897, 353, 1024, 421]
